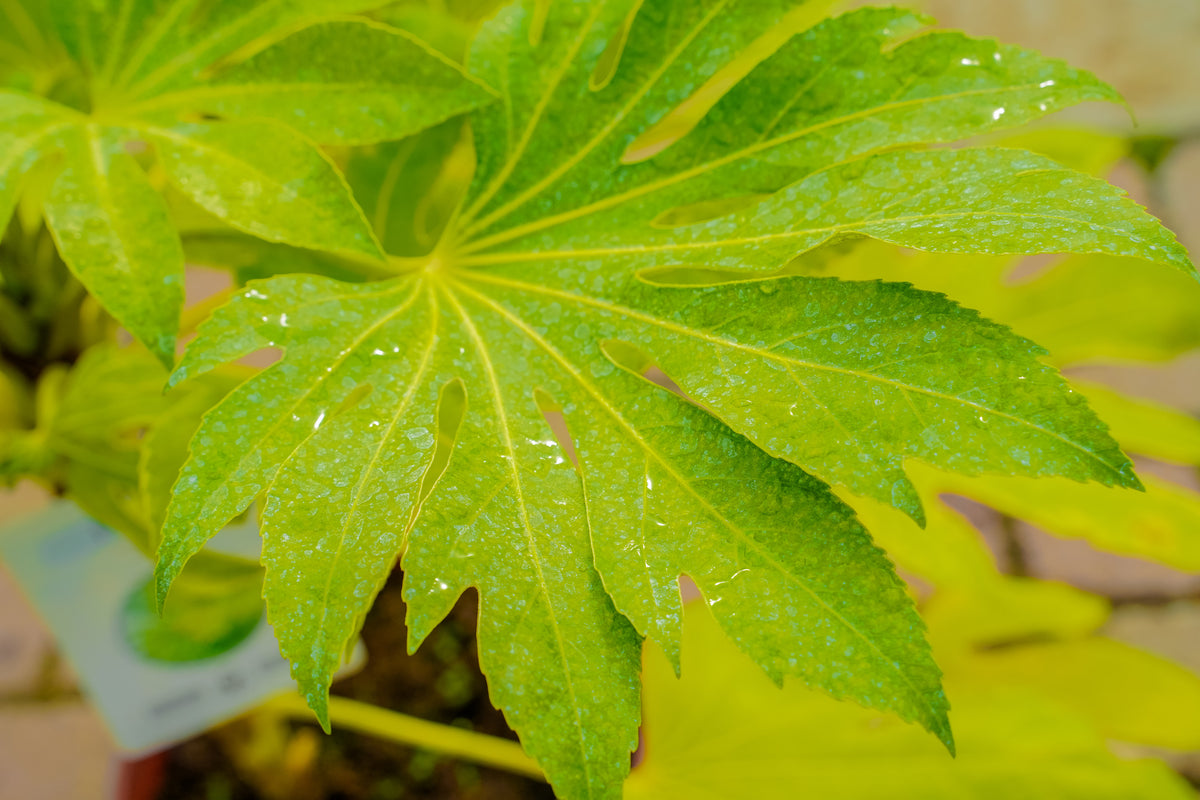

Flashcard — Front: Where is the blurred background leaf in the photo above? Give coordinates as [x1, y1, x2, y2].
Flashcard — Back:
[627, 602, 1200, 800]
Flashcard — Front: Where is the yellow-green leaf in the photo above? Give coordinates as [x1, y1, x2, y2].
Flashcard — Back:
[627, 603, 1197, 800]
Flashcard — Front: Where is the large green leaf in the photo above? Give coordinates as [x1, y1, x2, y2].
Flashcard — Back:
[158, 3, 1197, 799]
[43, 123, 184, 365]
[160, 257, 1138, 786]
[460, 147, 1190, 274]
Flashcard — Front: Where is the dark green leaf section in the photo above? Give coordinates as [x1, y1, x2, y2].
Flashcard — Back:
[43, 124, 184, 366]
[462, 268, 1140, 522]
[46, 0, 118, 75]
[129, 19, 495, 145]
[146, 119, 383, 258]
[454, 5, 1179, 277]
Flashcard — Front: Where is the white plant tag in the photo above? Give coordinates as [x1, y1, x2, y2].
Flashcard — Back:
[0, 503, 363, 754]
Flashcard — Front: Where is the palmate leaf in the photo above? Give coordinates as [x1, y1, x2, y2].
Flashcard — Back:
[1, 0, 494, 361]
[158, 3, 1195, 799]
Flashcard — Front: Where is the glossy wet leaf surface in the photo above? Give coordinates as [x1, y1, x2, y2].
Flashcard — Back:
[126, 18, 496, 145]
[20, 2, 1189, 799]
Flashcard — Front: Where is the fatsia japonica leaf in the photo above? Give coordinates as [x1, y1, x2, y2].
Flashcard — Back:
[0, 0, 493, 360]
[159, 2, 1197, 799]
[159, 272, 949, 796]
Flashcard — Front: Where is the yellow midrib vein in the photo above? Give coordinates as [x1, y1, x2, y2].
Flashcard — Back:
[457, 208, 1148, 268]
[440, 284, 595, 790]
[305, 284, 440, 675]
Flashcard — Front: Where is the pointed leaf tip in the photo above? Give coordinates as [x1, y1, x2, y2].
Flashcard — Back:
[937, 715, 956, 758]
[152, 563, 173, 616]
[308, 692, 331, 735]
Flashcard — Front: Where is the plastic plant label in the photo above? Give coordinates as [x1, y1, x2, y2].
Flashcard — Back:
[0, 503, 361, 753]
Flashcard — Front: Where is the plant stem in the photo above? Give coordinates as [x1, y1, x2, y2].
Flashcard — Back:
[263, 694, 546, 782]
